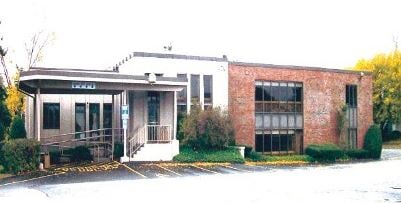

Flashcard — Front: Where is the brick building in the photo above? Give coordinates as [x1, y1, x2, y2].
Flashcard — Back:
[19, 52, 373, 161]
[229, 62, 373, 154]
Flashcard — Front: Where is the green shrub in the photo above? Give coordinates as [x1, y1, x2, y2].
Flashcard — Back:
[49, 151, 61, 164]
[363, 125, 382, 159]
[173, 147, 244, 163]
[180, 104, 234, 150]
[305, 144, 344, 162]
[244, 146, 253, 157]
[176, 112, 185, 141]
[247, 151, 264, 161]
[70, 145, 93, 162]
[345, 149, 369, 159]
[383, 130, 401, 142]
[113, 143, 124, 159]
[9, 115, 27, 139]
[1, 139, 40, 174]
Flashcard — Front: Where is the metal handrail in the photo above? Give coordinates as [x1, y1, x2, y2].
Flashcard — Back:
[128, 124, 173, 158]
[41, 128, 123, 140]
[41, 128, 124, 162]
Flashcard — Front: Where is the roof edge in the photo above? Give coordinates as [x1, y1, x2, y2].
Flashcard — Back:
[133, 52, 228, 62]
[229, 61, 372, 75]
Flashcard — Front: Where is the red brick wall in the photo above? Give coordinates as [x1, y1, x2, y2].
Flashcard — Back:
[228, 63, 373, 151]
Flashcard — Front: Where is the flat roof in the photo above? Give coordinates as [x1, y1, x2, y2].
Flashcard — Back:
[132, 52, 228, 62]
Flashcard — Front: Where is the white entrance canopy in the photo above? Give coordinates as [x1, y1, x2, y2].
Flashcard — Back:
[19, 67, 187, 94]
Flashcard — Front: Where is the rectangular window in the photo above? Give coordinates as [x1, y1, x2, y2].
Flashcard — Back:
[177, 74, 187, 104]
[346, 85, 358, 149]
[75, 103, 86, 138]
[203, 75, 213, 108]
[103, 103, 112, 136]
[190, 74, 200, 104]
[147, 92, 160, 125]
[43, 103, 60, 129]
[346, 85, 357, 107]
[178, 105, 187, 116]
[254, 81, 303, 154]
[89, 103, 100, 137]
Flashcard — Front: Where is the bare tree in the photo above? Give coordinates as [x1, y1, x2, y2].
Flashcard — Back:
[0, 20, 11, 86]
[25, 31, 55, 69]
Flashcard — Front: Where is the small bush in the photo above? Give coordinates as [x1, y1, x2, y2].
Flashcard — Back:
[180, 104, 234, 150]
[1, 139, 40, 174]
[113, 143, 124, 159]
[70, 146, 93, 162]
[176, 112, 185, 141]
[9, 115, 27, 139]
[247, 151, 265, 161]
[244, 146, 253, 157]
[49, 151, 61, 164]
[363, 125, 382, 159]
[305, 144, 344, 162]
[345, 149, 369, 159]
[383, 130, 401, 142]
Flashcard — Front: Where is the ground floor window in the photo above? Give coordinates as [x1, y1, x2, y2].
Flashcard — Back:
[255, 130, 302, 154]
[43, 103, 60, 129]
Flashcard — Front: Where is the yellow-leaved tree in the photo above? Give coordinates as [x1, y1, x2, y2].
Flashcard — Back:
[352, 50, 401, 132]
[6, 72, 25, 119]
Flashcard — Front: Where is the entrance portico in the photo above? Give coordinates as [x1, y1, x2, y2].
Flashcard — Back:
[19, 67, 187, 162]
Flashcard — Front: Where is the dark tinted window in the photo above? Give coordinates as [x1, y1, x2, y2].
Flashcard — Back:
[177, 74, 187, 104]
[203, 75, 213, 104]
[190, 75, 200, 103]
[43, 103, 60, 129]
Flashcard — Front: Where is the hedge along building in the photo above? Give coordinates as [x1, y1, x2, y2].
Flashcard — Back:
[20, 52, 228, 162]
[228, 62, 373, 154]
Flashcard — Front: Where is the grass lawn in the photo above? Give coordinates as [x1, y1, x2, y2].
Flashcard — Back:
[173, 147, 245, 163]
[383, 138, 401, 149]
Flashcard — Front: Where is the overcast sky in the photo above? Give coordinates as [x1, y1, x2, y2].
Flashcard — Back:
[1, 0, 401, 75]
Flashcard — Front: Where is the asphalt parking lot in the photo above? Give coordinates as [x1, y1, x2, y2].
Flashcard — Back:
[1, 149, 400, 190]
[0, 161, 273, 188]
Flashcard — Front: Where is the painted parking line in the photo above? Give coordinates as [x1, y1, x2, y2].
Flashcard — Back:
[153, 164, 182, 176]
[118, 162, 147, 178]
[54, 162, 120, 173]
[0, 172, 66, 187]
[221, 164, 251, 173]
[191, 164, 221, 174]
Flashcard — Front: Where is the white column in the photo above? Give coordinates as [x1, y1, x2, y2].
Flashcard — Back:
[186, 73, 191, 114]
[121, 90, 129, 163]
[111, 94, 115, 160]
[35, 87, 41, 141]
[200, 74, 204, 110]
[173, 91, 177, 140]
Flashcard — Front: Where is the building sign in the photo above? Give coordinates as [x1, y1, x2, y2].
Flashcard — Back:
[121, 105, 129, 120]
[72, 81, 96, 89]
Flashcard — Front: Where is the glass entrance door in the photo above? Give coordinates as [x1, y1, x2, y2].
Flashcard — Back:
[89, 103, 100, 137]
[147, 92, 160, 141]
[147, 92, 160, 125]
[75, 103, 86, 139]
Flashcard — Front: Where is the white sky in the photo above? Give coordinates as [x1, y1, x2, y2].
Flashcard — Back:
[1, 0, 401, 75]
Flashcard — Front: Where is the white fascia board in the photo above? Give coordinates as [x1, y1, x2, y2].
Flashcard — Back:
[20, 75, 187, 86]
